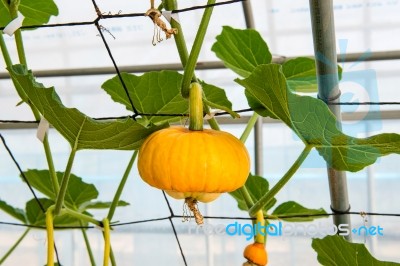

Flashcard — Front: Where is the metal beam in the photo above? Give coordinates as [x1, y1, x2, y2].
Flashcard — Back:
[309, 0, 352, 240]
[2, 49, 400, 79]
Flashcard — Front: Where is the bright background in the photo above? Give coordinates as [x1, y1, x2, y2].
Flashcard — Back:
[0, 0, 400, 265]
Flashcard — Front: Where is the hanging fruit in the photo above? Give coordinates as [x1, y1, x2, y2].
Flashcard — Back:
[138, 82, 250, 224]
[243, 242, 268, 266]
[243, 210, 268, 265]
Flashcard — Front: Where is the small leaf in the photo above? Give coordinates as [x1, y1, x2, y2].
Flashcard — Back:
[25, 198, 85, 227]
[0, 199, 27, 223]
[312, 235, 400, 265]
[22, 169, 100, 210]
[201, 81, 238, 118]
[237, 64, 400, 172]
[283, 57, 343, 93]
[272, 201, 327, 222]
[102, 71, 188, 126]
[229, 174, 276, 213]
[212, 26, 272, 78]
[8, 64, 165, 150]
[0, 0, 58, 28]
[101, 72, 234, 124]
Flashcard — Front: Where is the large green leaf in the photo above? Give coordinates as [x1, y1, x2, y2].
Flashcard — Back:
[0, 0, 58, 28]
[282, 57, 319, 93]
[8, 64, 165, 150]
[237, 64, 400, 172]
[101, 71, 234, 125]
[0, 199, 27, 223]
[211, 26, 272, 78]
[229, 174, 277, 213]
[25, 198, 84, 227]
[272, 201, 327, 222]
[312, 235, 400, 265]
[282, 57, 343, 93]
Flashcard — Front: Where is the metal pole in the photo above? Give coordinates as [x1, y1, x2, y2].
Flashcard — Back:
[309, 0, 352, 239]
[241, 0, 264, 176]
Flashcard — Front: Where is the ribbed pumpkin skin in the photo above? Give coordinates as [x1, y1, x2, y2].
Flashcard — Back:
[138, 127, 250, 196]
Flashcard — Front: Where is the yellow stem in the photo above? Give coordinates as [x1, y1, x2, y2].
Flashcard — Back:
[189, 82, 203, 131]
[255, 210, 265, 244]
[103, 218, 111, 266]
[46, 206, 55, 266]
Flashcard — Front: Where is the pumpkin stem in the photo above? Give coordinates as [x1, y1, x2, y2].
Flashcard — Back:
[189, 82, 203, 131]
[254, 210, 265, 244]
[185, 197, 204, 225]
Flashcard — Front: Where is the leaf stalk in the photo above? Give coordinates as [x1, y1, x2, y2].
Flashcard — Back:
[249, 145, 312, 217]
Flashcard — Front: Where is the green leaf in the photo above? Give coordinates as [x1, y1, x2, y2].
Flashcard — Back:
[83, 200, 129, 209]
[282, 57, 343, 93]
[312, 235, 400, 266]
[22, 169, 100, 210]
[101, 71, 234, 124]
[211, 26, 272, 78]
[272, 201, 328, 222]
[25, 198, 85, 227]
[0, 0, 58, 28]
[0, 199, 27, 223]
[201, 81, 239, 118]
[8, 64, 165, 150]
[237, 64, 400, 172]
[21, 170, 55, 199]
[102, 71, 188, 125]
[283, 57, 319, 93]
[229, 174, 276, 213]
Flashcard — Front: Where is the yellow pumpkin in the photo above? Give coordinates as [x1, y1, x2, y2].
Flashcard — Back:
[243, 242, 268, 266]
[137, 126, 250, 203]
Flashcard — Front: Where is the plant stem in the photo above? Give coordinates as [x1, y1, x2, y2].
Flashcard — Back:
[1, 15, 60, 195]
[236, 113, 260, 211]
[0, 228, 30, 264]
[54, 148, 77, 215]
[238, 185, 254, 210]
[163, 0, 220, 129]
[249, 145, 312, 217]
[80, 224, 96, 266]
[46, 205, 55, 266]
[254, 210, 265, 244]
[14, 30, 27, 65]
[107, 150, 138, 221]
[240, 113, 259, 143]
[62, 208, 102, 227]
[102, 218, 111, 266]
[189, 82, 204, 131]
[43, 135, 60, 193]
[0, 33, 12, 67]
[180, 0, 216, 98]
[109, 247, 117, 266]
[163, 0, 190, 69]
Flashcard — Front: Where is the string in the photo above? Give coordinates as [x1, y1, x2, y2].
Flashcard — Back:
[0, 133, 62, 264]
[1, 211, 399, 230]
[161, 191, 188, 266]
[0, 0, 246, 31]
